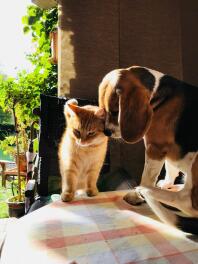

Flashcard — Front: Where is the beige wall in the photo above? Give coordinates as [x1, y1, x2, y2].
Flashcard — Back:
[119, 0, 183, 78]
[58, 0, 119, 99]
[181, 0, 198, 86]
[58, 0, 198, 183]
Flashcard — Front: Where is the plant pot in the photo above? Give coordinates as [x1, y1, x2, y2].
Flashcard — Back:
[7, 196, 25, 218]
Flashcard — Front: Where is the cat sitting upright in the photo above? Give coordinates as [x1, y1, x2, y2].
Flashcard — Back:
[58, 99, 108, 202]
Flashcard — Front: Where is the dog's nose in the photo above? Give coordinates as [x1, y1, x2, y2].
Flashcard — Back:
[104, 129, 112, 137]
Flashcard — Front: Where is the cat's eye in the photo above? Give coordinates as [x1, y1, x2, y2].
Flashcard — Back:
[87, 131, 96, 137]
[110, 111, 119, 117]
[73, 129, 81, 138]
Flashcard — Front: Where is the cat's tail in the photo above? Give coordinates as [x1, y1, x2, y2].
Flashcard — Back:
[144, 195, 198, 235]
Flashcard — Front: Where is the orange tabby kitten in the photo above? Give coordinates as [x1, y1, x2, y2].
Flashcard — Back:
[58, 99, 108, 202]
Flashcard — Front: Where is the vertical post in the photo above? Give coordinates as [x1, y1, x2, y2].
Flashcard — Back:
[13, 106, 21, 201]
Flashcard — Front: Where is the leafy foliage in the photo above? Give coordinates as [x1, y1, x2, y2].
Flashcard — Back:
[0, 124, 14, 141]
[0, 108, 14, 140]
[0, 108, 13, 125]
[22, 5, 58, 94]
[0, 4, 58, 156]
[0, 5, 58, 127]
[0, 4, 58, 202]
[0, 76, 28, 156]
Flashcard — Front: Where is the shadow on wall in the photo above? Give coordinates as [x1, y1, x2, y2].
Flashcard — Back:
[59, 0, 119, 99]
[59, 0, 198, 98]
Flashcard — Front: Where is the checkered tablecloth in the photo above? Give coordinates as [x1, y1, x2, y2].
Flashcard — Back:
[1, 191, 198, 264]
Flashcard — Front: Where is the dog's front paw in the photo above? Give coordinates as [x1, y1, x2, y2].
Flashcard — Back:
[157, 179, 174, 189]
[123, 189, 145, 205]
[135, 186, 150, 196]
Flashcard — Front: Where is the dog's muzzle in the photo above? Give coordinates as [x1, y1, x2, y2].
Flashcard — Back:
[103, 129, 112, 137]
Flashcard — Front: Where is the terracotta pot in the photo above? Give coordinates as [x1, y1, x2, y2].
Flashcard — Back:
[7, 196, 25, 218]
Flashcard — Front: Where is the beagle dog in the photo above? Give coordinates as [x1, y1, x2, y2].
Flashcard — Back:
[99, 66, 198, 234]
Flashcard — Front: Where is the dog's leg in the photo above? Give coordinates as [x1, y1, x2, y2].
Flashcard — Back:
[123, 153, 164, 205]
[135, 186, 179, 226]
[136, 186, 179, 208]
[157, 160, 181, 189]
[136, 184, 197, 217]
[135, 153, 198, 226]
[135, 185, 198, 234]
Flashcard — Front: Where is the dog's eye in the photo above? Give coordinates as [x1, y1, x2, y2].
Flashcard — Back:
[110, 111, 119, 117]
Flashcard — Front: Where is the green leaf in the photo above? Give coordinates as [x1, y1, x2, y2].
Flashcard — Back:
[23, 26, 30, 34]
[28, 16, 36, 25]
[22, 15, 28, 25]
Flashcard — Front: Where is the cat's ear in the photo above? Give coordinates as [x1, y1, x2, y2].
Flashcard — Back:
[95, 108, 106, 120]
[64, 99, 79, 118]
[67, 99, 78, 106]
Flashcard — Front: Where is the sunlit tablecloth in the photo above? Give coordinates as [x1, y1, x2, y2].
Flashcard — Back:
[1, 190, 198, 264]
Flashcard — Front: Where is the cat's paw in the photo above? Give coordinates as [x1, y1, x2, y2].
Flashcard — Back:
[61, 192, 74, 202]
[123, 189, 145, 205]
[86, 188, 99, 197]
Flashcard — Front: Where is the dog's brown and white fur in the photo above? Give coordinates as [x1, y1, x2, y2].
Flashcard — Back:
[99, 66, 198, 234]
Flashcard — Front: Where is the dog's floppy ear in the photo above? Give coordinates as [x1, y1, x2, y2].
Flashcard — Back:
[191, 156, 198, 210]
[98, 78, 107, 108]
[118, 78, 153, 143]
[191, 186, 198, 210]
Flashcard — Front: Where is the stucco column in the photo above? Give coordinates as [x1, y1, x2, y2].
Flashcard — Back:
[58, 0, 119, 99]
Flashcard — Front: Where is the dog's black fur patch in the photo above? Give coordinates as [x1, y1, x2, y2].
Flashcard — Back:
[152, 75, 198, 156]
[130, 67, 155, 91]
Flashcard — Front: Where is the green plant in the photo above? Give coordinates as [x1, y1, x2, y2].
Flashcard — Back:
[0, 77, 28, 201]
[22, 5, 58, 95]
[0, 5, 58, 204]
[0, 76, 29, 150]
[0, 135, 28, 157]
[0, 107, 13, 124]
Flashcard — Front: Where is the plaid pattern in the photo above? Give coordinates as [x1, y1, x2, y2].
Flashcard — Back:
[1, 191, 198, 264]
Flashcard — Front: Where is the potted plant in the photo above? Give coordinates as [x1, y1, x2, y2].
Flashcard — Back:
[0, 76, 30, 217]
[1, 132, 27, 217]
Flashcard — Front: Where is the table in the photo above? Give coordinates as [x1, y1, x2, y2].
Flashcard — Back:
[1, 191, 198, 264]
